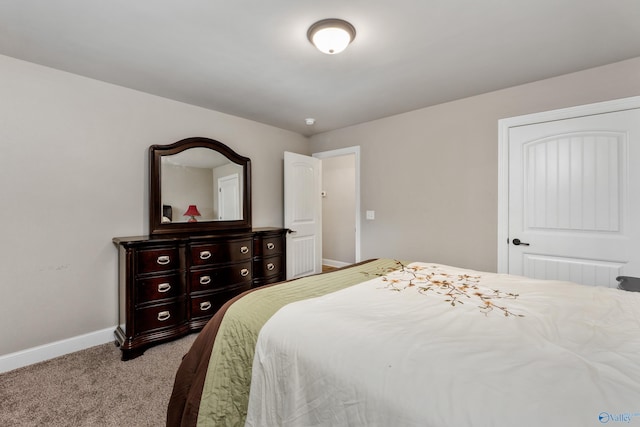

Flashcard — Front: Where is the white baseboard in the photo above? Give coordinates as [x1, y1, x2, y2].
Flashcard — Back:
[322, 258, 351, 269]
[0, 327, 116, 374]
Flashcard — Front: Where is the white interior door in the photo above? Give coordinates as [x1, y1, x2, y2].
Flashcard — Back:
[507, 107, 640, 287]
[217, 173, 240, 220]
[284, 152, 322, 279]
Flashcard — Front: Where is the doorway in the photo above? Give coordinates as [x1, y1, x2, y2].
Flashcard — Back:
[314, 146, 361, 267]
[284, 147, 361, 279]
[312, 146, 361, 267]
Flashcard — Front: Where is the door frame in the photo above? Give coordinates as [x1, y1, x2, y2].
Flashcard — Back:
[497, 95, 640, 273]
[312, 146, 361, 263]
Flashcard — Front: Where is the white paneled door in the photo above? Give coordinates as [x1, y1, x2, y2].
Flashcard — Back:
[507, 107, 640, 287]
[284, 152, 322, 279]
[217, 173, 240, 220]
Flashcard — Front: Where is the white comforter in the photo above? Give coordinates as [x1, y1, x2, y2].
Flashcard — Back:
[245, 263, 640, 427]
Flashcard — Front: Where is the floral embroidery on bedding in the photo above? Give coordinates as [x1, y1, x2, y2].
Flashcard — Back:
[365, 261, 524, 317]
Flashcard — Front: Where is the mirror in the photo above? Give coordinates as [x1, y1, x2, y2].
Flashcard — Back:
[149, 137, 251, 236]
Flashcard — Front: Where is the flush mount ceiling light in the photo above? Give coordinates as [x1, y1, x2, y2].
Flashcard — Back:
[307, 19, 356, 54]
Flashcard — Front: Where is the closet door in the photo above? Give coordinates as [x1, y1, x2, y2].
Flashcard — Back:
[506, 107, 640, 286]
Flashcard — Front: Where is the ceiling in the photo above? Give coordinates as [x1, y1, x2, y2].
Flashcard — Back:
[1, 1, 640, 136]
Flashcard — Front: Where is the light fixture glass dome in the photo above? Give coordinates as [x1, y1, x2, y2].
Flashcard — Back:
[307, 19, 356, 55]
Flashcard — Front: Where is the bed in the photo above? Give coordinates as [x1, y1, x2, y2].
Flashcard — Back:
[167, 258, 640, 427]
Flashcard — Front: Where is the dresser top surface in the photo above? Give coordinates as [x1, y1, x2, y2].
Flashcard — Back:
[113, 227, 285, 246]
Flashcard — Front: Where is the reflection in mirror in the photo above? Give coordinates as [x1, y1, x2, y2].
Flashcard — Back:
[161, 148, 244, 223]
[149, 137, 251, 236]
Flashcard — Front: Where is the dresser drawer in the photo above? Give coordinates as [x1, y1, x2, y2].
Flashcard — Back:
[253, 255, 284, 279]
[137, 247, 179, 274]
[136, 273, 182, 304]
[189, 261, 252, 292]
[190, 283, 251, 319]
[254, 234, 284, 257]
[189, 238, 252, 266]
[136, 300, 185, 334]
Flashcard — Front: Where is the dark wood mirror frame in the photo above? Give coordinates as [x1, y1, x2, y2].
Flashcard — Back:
[149, 137, 252, 236]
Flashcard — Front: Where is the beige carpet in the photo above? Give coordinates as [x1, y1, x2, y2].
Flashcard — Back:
[0, 333, 197, 427]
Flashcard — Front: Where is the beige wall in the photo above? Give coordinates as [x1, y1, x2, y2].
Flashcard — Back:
[0, 54, 308, 356]
[309, 57, 640, 272]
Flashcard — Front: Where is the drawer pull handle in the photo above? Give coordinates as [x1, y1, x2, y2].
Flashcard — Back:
[200, 301, 212, 311]
[157, 311, 171, 321]
[266, 242, 275, 250]
[157, 283, 171, 293]
[240, 246, 249, 254]
[200, 250, 212, 260]
[200, 276, 212, 285]
[156, 255, 171, 265]
[267, 263, 275, 271]
[240, 268, 249, 277]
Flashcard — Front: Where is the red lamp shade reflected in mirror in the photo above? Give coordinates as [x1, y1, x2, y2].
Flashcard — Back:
[183, 205, 201, 222]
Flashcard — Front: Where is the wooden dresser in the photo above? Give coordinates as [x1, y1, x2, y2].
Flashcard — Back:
[113, 227, 286, 360]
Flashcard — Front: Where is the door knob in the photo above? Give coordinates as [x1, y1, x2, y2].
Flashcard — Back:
[512, 238, 530, 246]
